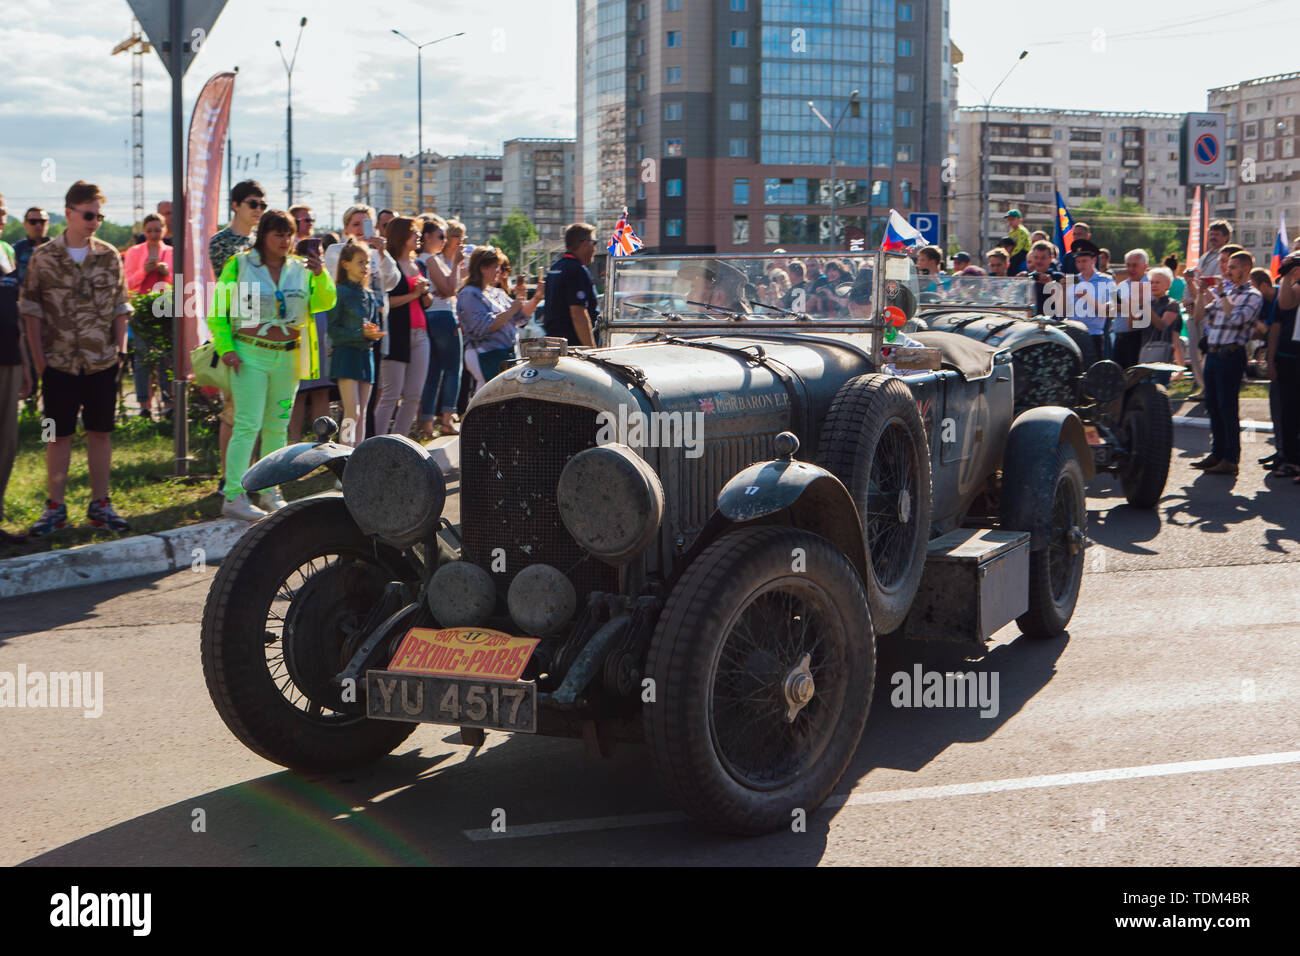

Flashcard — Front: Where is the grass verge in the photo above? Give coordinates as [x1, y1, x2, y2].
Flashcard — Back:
[1, 406, 336, 560]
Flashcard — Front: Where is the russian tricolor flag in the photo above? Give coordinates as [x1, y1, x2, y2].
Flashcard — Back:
[1270, 213, 1289, 280]
[881, 209, 924, 251]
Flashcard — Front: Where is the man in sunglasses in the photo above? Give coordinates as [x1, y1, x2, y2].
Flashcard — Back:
[209, 180, 265, 277]
[19, 180, 132, 536]
[209, 180, 266, 486]
[289, 204, 314, 242]
[13, 206, 51, 286]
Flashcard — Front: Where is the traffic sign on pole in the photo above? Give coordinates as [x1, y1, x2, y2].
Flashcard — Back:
[128, 0, 229, 76]
[1180, 112, 1227, 187]
[908, 212, 939, 245]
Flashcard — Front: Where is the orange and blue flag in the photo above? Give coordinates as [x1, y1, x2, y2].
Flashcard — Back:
[1052, 190, 1075, 256]
[608, 208, 644, 257]
[1270, 213, 1289, 280]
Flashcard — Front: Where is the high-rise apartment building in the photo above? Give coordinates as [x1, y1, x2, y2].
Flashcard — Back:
[1208, 71, 1300, 267]
[502, 138, 578, 241]
[433, 155, 505, 242]
[576, 0, 951, 253]
[953, 107, 1189, 255]
[354, 152, 443, 217]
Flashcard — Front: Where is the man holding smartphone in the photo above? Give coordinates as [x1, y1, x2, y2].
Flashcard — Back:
[1181, 220, 1233, 399]
[1190, 249, 1263, 475]
[544, 222, 599, 347]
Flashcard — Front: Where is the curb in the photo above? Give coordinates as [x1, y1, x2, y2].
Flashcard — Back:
[0, 437, 462, 601]
[0, 518, 255, 601]
[1173, 416, 1274, 433]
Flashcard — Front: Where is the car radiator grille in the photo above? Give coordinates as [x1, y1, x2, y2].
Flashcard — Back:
[1013, 344, 1079, 412]
[675, 433, 777, 539]
[460, 398, 618, 602]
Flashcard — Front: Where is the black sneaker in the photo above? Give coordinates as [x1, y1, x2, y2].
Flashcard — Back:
[29, 500, 68, 537]
[87, 496, 130, 533]
[1191, 455, 1221, 470]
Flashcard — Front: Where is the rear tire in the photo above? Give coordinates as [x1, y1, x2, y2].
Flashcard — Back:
[1118, 381, 1172, 509]
[644, 526, 874, 835]
[201, 496, 419, 771]
[816, 374, 931, 633]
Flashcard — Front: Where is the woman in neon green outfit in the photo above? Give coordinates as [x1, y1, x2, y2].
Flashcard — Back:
[208, 209, 336, 520]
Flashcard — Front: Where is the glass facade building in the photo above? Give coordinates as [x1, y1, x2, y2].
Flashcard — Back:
[578, 0, 631, 231]
[577, 0, 947, 251]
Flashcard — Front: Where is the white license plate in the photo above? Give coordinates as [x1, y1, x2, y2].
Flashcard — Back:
[366, 671, 537, 733]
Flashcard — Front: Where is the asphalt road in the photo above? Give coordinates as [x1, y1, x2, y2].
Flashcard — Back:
[2, 428, 1298, 867]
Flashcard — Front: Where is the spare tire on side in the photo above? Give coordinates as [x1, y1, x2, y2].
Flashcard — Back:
[816, 373, 932, 633]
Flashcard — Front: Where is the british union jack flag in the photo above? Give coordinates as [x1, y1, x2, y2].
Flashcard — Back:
[608, 208, 644, 257]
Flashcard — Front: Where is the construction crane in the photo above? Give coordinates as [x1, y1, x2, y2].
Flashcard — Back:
[112, 20, 150, 233]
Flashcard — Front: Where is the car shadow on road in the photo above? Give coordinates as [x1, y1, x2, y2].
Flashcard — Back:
[844, 631, 1066, 781]
[16, 720, 850, 866]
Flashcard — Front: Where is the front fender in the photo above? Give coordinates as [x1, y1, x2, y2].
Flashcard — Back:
[708, 458, 869, 584]
[242, 441, 352, 493]
[1001, 406, 1093, 550]
[1124, 362, 1182, 387]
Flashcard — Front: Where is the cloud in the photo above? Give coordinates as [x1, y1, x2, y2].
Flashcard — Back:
[1, 0, 576, 225]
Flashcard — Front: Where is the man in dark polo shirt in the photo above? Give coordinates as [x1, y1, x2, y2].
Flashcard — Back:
[544, 222, 599, 346]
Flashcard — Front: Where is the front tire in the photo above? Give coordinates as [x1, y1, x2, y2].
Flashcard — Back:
[1007, 444, 1087, 638]
[644, 526, 875, 835]
[201, 496, 420, 771]
[1118, 381, 1172, 509]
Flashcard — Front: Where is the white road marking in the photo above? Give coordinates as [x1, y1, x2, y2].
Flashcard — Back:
[462, 750, 1300, 841]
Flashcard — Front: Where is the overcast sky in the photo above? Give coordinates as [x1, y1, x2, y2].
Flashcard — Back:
[2, 0, 1297, 227]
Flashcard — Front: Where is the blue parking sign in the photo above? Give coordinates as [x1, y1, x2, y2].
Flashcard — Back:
[909, 213, 939, 245]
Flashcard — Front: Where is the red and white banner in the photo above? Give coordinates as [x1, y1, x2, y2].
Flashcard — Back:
[1186, 185, 1203, 268]
[182, 71, 237, 372]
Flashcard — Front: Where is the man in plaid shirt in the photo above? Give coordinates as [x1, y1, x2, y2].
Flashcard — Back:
[1189, 249, 1263, 475]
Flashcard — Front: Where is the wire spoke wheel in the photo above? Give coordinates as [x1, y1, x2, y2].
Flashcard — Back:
[816, 374, 932, 634]
[865, 420, 918, 590]
[263, 550, 389, 722]
[709, 579, 847, 791]
[1047, 480, 1077, 603]
[644, 526, 875, 835]
[202, 497, 420, 771]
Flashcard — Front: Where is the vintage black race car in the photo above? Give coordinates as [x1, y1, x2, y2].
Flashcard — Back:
[202, 250, 1092, 835]
[918, 277, 1175, 509]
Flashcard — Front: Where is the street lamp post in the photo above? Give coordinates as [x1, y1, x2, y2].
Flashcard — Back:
[979, 50, 1028, 254]
[392, 30, 466, 213]
[275, 18, 308, 206]
[809, 89, 860, 251]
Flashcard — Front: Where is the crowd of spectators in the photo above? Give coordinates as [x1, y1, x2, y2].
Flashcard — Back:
[0, 178, 607, 533]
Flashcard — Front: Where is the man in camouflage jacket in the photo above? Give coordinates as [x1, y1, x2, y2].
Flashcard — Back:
[19, 181, 132, 536]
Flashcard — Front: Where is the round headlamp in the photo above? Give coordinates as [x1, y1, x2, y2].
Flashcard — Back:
[557, 443, 664, 565]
